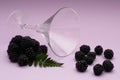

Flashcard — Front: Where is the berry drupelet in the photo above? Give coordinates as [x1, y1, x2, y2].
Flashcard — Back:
[7, 42, 19, 53]
[18, 55, 29, 66]
[39, 45, 48, 54]
[93, 64, 104, 76]
[25, 47, 36, 61]
[76, 60, 88, 72]
[32, 39, 40, 52]
[10, 35, 23, 45]
[80, 45, 90, 55]
[20, 37, 34, 50]
[103, 60, 114, 72]
[94, 45, 103, 55]
[85, 56, 94, 65]
[87, 52, 96, 60]
[8, 52, 19, 63]
[104, 49, 114, 59]
[75, 51, 85, 61]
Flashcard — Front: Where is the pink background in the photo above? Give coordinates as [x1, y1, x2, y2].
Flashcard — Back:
[0, 0, 120, 80]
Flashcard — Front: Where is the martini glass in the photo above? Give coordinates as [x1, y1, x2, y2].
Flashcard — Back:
[7, 7, 80, 57]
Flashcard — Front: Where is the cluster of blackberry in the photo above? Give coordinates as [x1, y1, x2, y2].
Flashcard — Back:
[7, 35, 47, 66]
[75, 45, 114, 76]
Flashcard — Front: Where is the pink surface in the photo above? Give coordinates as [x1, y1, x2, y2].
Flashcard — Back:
[0, 0, 120, 80]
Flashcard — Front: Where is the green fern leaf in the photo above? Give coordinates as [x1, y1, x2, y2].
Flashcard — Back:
[28, 54, 63, 67]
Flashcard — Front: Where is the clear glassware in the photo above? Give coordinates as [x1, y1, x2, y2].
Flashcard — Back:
[7, 7, 80, 57]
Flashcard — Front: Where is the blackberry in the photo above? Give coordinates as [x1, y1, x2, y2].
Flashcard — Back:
[103, 60, 114, 72]
[10, 35, 23, 44]
[32, 39, 40, 52]
[24, 36, 32, 39]
[20, 36, 34, 50]
[18, 55, 29, 66]
[75, 51, 85, 61]
[87, 52, 96, 60]
[25, 47, 36, 61]
[39, 45, 48, 54]
[36, 47, 42, 54]
[80, 45, 90, 55]
[104, 49, 114, 59]
[7, 42, 19, 53]
[85, 56, 94, 65]
[7, 35, 49, 67]
[94, 45, 103, 55]
[8, 53, 19, 63]
[93, 64, 104, 76]
[76, 60, 88, 72]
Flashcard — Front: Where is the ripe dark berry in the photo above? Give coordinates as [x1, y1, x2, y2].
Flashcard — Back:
[20, 37, 34, 50]
[7, 35, 49, 67]
[104, 49, 114, 59]
[18, 55, 29, 66]
[87, 52, 96, 60]
[25, 47, 36, 61]
[80, 45, 90, 54]
[76, 60, 88, 72]
[85, 56, 94, 65]
[40, 45, 48, 54]
[94, 45, 103, 55]
[7, 42, 19, 53]
[75, 51, 85, 61]
[103, 60, 114, 72]
[10, 35, 23, 45]
[32, 39, 40, 52]
[93, 64, 104, 76]
[8, 53, 19, 63]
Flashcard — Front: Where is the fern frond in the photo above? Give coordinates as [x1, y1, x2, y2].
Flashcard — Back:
[28, 54, 63, 67]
